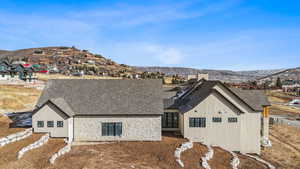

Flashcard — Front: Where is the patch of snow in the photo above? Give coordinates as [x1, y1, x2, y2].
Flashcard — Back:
[242, 153, 275, 169]
[201, 145, 214, 169]
[227, 150, 240, 169]
[174, 141, 193, 167]
[261, 137, 272, 147]
[4, 112, 32, 127]
[18, 133, 49, 159]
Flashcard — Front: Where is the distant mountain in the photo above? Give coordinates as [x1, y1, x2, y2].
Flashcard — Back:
[135, 66, 283, 82]
[236, 69, 285, 77]
[1, 47, 295, 82]
[0, 50, 9, 55]
[257, 67, 300, 83]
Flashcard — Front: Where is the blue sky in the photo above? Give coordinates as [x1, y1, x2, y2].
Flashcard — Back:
[0, 0, 300, 70]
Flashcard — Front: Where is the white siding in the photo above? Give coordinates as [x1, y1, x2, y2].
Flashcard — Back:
[183, 93, 241, 151]
[74, 115, 161, 141]
[32, 103, 69, 138]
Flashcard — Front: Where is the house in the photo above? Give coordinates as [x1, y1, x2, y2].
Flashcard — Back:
[282, 80, 300, 92]
[163, 80, 270, 154]
[32, 79, 270, 154]
[0, 61, 11, 80]
[32, 79, 163, 141]
[187, 73, 209, 81]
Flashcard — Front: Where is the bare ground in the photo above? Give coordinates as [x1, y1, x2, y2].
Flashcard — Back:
[0, 134, 43, 168]
[238, 154, 268, 169]
[208, 147, 232, 169]
[51, 135, 190, 169]
[2, 138, 66, 169]
[261, 124, 300, 169]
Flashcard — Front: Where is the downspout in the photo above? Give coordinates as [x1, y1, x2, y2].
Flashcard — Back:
[72, 116, 75, 142]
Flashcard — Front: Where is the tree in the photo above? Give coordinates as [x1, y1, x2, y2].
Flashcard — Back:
[276, 77, 282, 88]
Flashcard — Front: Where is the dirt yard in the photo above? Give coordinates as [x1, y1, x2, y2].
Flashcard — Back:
[0, 85, 41, 113]
[51, 137, 267, 169]
[47, 135, 267, 169]
[261, 124, 300, 169]
[1, 138, 66, 169]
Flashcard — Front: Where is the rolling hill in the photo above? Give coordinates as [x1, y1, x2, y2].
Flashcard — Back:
[257, 67, 300, 83]
[135, 66, 283, 82]
[1, 46, 297, 83]
[0, 46, 134, 74]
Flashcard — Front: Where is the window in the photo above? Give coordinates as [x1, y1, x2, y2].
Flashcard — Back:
[102, 122, 122, 136]
[189, 118, 206, 127]
[212, 117, 222, 123]
[47, 121, 54, 127]
[162, 112, 178, 128]
[37, 121, 44, 128]
[228, 117, 238, 123]
[57, 121, 64, 127]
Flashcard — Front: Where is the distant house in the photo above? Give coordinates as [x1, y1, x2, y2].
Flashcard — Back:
[0, 61, 11, 80]
[282, 80, 300, 92]
[187, 73, 209, 81]
[0, 61, 37, 81]
[32, 79, 270, 154]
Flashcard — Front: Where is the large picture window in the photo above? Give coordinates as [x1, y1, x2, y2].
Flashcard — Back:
[162, 112, 179, 128]
[189, 118, 206, 128]
[102, 122, 122, 136]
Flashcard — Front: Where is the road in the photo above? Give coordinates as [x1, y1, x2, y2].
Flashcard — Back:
[270, 115, 300, 129]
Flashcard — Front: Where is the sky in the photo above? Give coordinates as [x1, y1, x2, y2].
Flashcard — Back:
[0, 0, 300, 70]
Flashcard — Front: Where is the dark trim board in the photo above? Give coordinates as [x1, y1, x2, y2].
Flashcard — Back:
[73, 114, 163, 118]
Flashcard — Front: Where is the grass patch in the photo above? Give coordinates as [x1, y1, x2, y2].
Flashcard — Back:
[0, 85, 41, 112]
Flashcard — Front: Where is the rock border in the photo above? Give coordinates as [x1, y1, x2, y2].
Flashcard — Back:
[174, 141, 193, 167]
[201, 145, 214, 169]
[228, 150, 240, 169]
[0, 128, 32, 147]
[49, 139, 72, 164]
[17, 133, 49, 159]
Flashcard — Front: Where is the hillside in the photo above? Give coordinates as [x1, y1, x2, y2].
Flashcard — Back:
[0, 50, 9, 55]
[0, 46, 134, 75]
[1, 47, 293, 82]
[135, 66, 282, 82]
[258, 67, 300, 83]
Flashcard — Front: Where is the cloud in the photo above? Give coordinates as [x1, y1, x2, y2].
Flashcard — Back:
[67, 0, 240, 27]
[144, 45, 184, 64]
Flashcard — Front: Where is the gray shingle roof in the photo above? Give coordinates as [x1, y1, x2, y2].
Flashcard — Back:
[162, 86, 178, 99]
[49, 98, 75, 117]
[37, 79, 163, 116]
[165, 80, 270, 112]
[229, 87, 270, 111]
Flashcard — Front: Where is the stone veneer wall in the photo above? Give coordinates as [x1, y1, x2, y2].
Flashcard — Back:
[73, 115, 161, 141]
